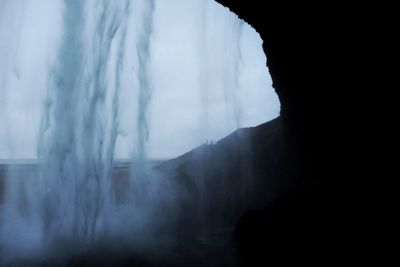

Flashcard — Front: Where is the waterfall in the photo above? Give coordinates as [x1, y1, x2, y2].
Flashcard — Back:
[0, 0, 158, 259]
[35, 0, 134, 243]
[136, 0, 155, 163]
[0, 0, 280, 264]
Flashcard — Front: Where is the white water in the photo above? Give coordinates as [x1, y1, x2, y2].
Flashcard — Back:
[0, 0, 280, 263]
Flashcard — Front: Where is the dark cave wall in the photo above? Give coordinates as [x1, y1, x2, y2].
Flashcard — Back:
[215, 1, 345, 176]
[214, 2, 355, 265]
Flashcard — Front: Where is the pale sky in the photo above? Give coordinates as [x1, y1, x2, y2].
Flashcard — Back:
[0, 0, 280, 160]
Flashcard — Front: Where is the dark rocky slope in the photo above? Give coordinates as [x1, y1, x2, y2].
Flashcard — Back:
[210, 1, 362, 265]
[156, 117, 304, 231]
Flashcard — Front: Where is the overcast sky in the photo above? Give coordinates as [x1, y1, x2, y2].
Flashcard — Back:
[0, 0, 280, 160]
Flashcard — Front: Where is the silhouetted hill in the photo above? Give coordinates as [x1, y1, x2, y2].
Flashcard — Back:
[156, 117, 305, 232]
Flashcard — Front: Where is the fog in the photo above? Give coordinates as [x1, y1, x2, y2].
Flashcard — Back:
[0, 0, 280, 265]
[0, 0, 279, 160]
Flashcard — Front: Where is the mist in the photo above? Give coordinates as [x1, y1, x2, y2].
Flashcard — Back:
[0, 0, 279, 160]
[0, 0, 280, 266]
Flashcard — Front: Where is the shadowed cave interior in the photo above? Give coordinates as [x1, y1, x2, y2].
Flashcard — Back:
[0, 1, 362, 266]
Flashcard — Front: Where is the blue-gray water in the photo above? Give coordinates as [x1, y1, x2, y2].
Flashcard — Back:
[0, 160, 238, 266]
[0, 0, 280, 265]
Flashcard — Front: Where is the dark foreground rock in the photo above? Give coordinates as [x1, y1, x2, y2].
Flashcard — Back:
[156, 117, 305, 231]
[212, 1, 366, 265]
